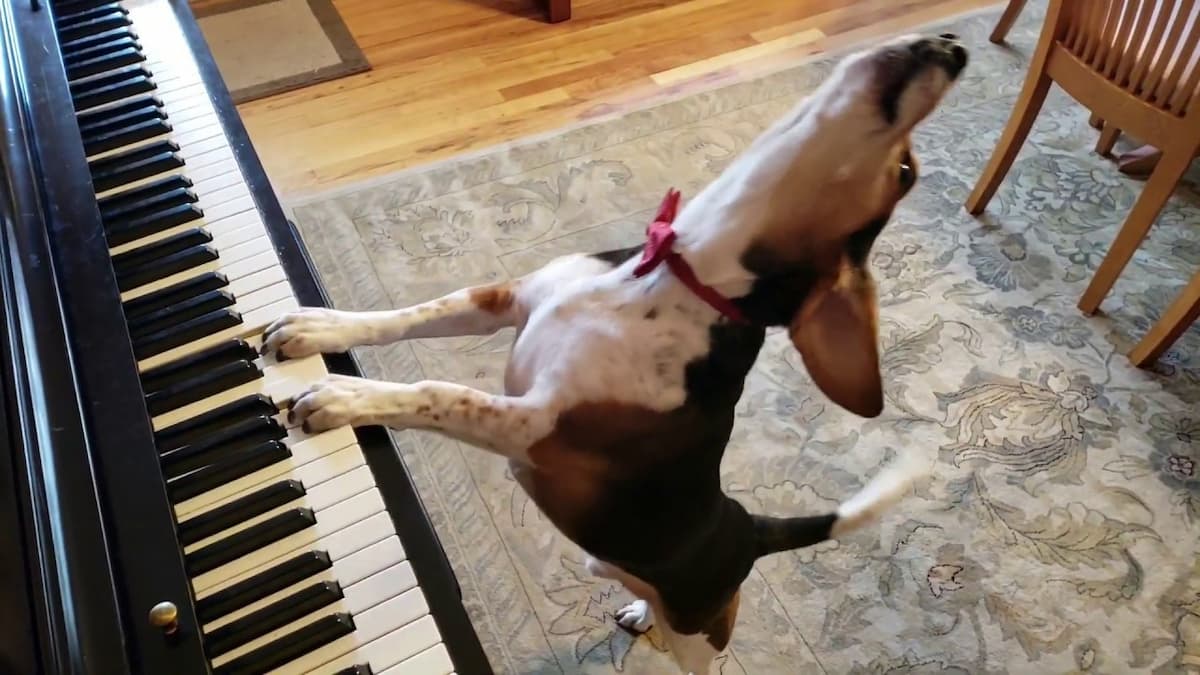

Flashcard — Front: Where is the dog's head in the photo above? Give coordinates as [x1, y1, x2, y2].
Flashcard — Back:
[697, 33, 966, 418]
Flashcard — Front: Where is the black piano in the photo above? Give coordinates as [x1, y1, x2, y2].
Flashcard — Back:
[0, 0, 493, 672]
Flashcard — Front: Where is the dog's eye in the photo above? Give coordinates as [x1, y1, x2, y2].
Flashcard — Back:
[898, 159, 915, 187]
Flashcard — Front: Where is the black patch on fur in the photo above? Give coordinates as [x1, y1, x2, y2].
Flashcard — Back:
[644, 307, 658, 320]
[846, 215, 888, 266]
[731, 244, 823, 326]
[589, 244, 643, 268]
[753, 512, 837, 557]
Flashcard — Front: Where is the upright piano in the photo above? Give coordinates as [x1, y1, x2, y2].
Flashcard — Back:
[0, 0, 494, 672]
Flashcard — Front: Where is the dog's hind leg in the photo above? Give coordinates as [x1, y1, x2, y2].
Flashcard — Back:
[584, 556, 657, 633]
[261, 279, 523, 358]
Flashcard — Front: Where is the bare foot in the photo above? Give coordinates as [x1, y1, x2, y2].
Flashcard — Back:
[1116, 144, 1161, 178]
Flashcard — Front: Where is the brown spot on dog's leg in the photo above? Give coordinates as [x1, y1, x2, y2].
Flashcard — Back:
[704, 590, 740, 651]
[469, 283, 515, 315]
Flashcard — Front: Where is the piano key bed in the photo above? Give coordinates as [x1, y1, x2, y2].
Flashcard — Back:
[0, 0, 493, 671]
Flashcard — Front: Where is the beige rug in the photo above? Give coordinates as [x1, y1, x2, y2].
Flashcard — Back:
[284, 2, 1200, 673]
[195, 0, 368, 103]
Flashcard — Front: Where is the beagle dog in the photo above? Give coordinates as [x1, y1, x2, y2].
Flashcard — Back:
[264, 33, 967, 674]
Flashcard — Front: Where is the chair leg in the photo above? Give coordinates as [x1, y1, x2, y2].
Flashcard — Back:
[546, 0, 570, 22]
[1128, 268, 1200, 367]
[1078, 149, 1195, 314]
[1088, 112, 1104, 129]
[989, 0, 1030, 44]
[965, 73, 1053, 214]
[1095, 123, 1121, 156]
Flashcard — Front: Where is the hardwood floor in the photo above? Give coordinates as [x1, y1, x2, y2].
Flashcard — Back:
[227, 0, 1003, 197]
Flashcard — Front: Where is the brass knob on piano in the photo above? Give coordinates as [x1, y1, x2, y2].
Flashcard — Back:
[148, 601, 179, 635]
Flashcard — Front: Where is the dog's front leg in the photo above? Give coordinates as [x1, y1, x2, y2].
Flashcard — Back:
[261, 280, 522, 359]
[286, 375, 553, 459]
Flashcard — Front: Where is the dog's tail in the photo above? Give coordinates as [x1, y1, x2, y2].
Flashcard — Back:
[751, 454, 923, 558]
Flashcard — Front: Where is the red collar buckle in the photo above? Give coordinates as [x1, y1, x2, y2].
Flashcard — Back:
[631, 188, 748, 323]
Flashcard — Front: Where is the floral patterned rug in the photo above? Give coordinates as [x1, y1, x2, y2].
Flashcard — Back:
[284, 2, 1200, 672]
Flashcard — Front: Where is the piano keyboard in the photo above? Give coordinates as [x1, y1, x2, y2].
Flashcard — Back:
[55, 0, 457, 672]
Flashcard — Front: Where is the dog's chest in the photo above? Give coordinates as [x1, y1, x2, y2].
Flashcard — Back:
[503, 259, 714, 411]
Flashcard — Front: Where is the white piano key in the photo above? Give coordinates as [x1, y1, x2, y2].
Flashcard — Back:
[109, 204, 261, 256]
[174, 431, 361, 518]
[266, 584, 433, 675]
[311, 617, 448, 675]
[195, 490, 390, 593]
[201, 531, 406, 633]
[151, 350, 321, 428]
[212, 562, 421, 669]
[201, 510, 396, 601]
[121, 239, 277, 302]
[138, 295, 298, 371]
[185, 461, 376, 554]
[378, 643, 456, 675]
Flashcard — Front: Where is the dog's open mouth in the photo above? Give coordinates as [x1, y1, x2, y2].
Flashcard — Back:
[877, 33, 968, 123]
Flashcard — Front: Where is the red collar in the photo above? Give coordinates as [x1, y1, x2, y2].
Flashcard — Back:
[632, 188, 748, 323]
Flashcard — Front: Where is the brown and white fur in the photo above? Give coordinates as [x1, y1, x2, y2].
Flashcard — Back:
[264, 33, 967, 674]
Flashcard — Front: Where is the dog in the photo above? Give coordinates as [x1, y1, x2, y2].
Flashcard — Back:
[262, 32, 967, 674]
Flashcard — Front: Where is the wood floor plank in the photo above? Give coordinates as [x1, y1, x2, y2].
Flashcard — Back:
[212, 0, 1003, 195]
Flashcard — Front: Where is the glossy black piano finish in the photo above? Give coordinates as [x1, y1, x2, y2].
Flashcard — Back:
[0, 0, 493, 671]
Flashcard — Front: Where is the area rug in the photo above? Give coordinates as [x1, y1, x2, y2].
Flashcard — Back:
[284, 2, 1200, 673]
[194, 0, 368, 103]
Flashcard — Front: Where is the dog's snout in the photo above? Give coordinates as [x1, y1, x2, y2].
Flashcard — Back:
[908, 34, 968, 77]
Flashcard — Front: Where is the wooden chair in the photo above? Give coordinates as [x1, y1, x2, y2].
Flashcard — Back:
[989, 0, 1030, 43]
[546, 0, 569, 22]
[966, 0, 1200, 366]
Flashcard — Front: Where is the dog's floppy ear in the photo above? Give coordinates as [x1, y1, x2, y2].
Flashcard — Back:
[788, 261, 883, 417]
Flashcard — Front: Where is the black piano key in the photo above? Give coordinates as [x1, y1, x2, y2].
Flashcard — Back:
[177, 480, 304, 546]
[205, 581, 343, 659]
[145, 359, 260, 417]
[101, 180, 194, 225]
[333, 667, 371, 675]
[60, 28, 137, 63]
[167, 440, 290, 503]
[196, 550, 332, 625]
[55, 1, 126, 23]
[141, 338, 257, 395]
[57, 11, 131, 44]
[90, 146, 183, 193]
[113, 228, 211, 274]
[73, 74, 155, 112]
[122, 271, 227, 319]
[84, 107, 167, 149]
[78, 93, 161, 132]
[154, 393, 276, 452]
[213, 612, 355, 675]
[130, 289, 235, 341]
[66, 44, 143, 82]
[131, 307, 240, 360]
[161, 415, 285, 478]
[84, 116, 169, 156]
[107, 202, 204, 247]
[59, 25, 133, 54]
[185, 507, 316, 576]
[116, 243, 216, 292]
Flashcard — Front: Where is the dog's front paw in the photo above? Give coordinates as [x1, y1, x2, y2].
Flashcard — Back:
[288, 374, 387, 432]
[261, 307, 371, 359]
[615, 599, 653, 633]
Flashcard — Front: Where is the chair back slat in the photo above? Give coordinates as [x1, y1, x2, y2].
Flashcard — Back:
[1112, 0, 1159, 83]
[1102, 0, 1147, 77]
[1137, 0, 1195, 103]
[1058, 0, 1200, 117]
[1091, 0, 1125, 67]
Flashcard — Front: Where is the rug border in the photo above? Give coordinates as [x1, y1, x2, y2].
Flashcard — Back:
[278, 1, 1005, 214]
[196, 0, 371, 104]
